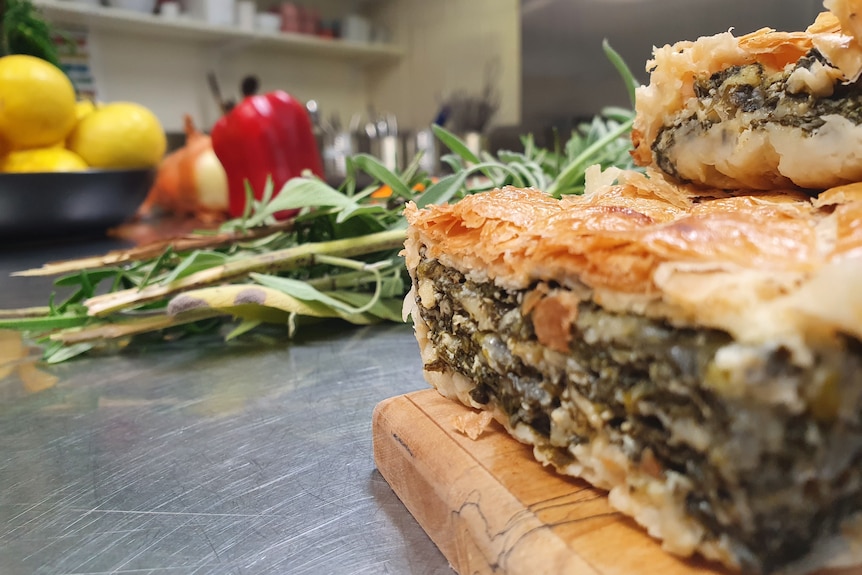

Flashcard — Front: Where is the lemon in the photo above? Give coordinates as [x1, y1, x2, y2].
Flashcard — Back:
[0, 55, 77, 150]
[74, 99, 98, 122]
[1, 147, 88, 172]
[67, 102, 166, 169]
[0, 132, 10, 158]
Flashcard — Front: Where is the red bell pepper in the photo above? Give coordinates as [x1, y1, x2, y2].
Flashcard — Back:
[211, 78, 324, 218]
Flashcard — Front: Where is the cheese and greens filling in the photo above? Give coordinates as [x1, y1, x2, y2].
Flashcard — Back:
[652, 50, 862, 187]
[414, 255, 862, 575]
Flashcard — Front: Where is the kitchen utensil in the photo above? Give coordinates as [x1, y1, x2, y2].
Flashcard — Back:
[322, 130, 356, 183]
[463, 131, 487, 158]
[206, 71, 230, 115]
[306, 99, 326, 161]
[379, 135, 399, 172]
[348, 113, 362, 134]
[364, 120, 377, 140]
[0, 169, 156, 239]
[305, 99, 320, 125]
[432, 103, 450, 128]
[414, 128, 440, 176]
[375, 115, 388, 138]
[441, 59, 500, 136]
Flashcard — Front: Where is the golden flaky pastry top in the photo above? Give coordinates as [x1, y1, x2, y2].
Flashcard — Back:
[631, 0, 862, 167]
[403, 167, 862, 360]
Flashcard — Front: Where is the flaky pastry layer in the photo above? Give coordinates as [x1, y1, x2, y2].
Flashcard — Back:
[403, 167, 862, 361]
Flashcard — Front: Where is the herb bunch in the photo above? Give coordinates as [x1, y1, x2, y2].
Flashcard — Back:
[0, 43, 641, 363]
[1, 0, 62, 67]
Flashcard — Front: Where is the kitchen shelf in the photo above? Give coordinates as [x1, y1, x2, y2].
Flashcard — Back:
[33, 0, 404, 64]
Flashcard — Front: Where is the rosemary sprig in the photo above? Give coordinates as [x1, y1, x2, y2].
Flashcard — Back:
[85, 229, 406, 317]
[13, 221, 294, 278]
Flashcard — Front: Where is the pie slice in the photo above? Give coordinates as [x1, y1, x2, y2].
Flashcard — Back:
[402, 166, 862, 574]
[632, 0, 862, 191]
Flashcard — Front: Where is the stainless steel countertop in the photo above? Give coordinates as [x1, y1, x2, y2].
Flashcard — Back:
[0, 238, 452, 575]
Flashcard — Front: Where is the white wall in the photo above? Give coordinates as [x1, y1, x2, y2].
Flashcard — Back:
[368, 0, 521, 131]
[86, 29, 374, 133]
[58, 0, 520, 134]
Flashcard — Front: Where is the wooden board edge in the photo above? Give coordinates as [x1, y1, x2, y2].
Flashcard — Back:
[372, 390, 603, 575]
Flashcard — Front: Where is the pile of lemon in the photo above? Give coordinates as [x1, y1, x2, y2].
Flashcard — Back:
[0, 54, 167, 173]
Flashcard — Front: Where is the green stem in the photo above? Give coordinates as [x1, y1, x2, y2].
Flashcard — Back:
[314, 254, 383, 315]
[306, 268, 383, 291]
[461, 161, 527, 188]
[0, 314, 90, 331]
[603, 39, 639, 109]
[49, 308, 225, 345]
[85, 228, 408, 317]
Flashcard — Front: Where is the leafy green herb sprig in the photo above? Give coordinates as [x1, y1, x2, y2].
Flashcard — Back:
[1, 0, 62, 67]
[0, 43, 641, 363]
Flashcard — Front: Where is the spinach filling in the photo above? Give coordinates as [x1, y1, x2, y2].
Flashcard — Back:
[652, 50, 862, 182]
[415, 256, 862, 575]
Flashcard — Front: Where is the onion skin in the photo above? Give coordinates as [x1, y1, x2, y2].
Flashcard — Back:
[138, 115, 229, 222]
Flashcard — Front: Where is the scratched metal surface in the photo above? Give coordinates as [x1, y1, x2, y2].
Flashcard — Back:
[0, 240, 453, 575]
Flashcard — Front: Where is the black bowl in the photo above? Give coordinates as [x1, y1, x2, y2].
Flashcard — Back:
[0, 168, 155, 239]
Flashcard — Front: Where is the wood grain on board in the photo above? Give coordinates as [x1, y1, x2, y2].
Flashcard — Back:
[372, 389, 855, 575]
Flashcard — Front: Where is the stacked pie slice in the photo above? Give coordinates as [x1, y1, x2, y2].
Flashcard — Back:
[402, 2, 862, 573]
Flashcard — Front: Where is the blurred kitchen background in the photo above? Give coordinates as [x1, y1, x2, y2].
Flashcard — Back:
[40, 0, 824, 180]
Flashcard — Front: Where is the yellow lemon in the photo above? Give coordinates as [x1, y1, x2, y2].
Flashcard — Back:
[0, 132, 10, 158]
[65, 100, 99, 147]
[0, 55, 77, 150]
[74, 99, 98, 122]
[67, 102, 166, 169]
[1, 147, 88, 172]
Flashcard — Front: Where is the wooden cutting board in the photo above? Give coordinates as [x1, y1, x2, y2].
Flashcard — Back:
[372, 389, 853, 575]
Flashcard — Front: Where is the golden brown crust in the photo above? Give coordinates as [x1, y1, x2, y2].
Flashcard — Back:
[404, 167, 862, 353]
[405, 170, 819, 293]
